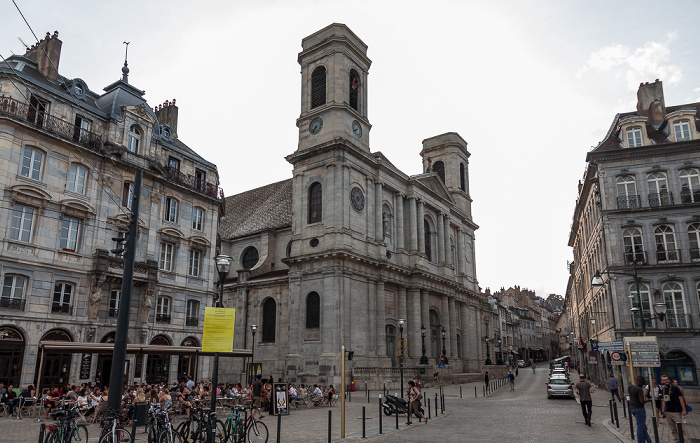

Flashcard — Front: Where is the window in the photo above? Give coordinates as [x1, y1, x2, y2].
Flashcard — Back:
[60, 217, 80, 251]
[112, 231, 126, 257]
[1, 275, 27, 310]
[306, 292, 320, 329]
[241, 247, 259, 270]
[663, 283, 687, 328]
[156, 296, 171, 323]
[186, 300, 199, 326]
[349, 70, 359, 111]
[623, 227, 645, 264]
[165, 197, 178, 223]
[195, 169, 206, 192]
[160, 242, 174, 271]
[460, 163, 466, 191]
[432, 161, 445, 183]
[626, 127, 643, 147]
[52, 282, 73, 314]
[424, 219, 432, 261]
[262, 298, 276, 343]
[20, 147, 43, 180]
[311, 66, 326, 109]
[127, 125, 141, 154]
[10, 204, 34, 242]
[188, 249, 201, 277]
[674, 120, 691, 141]
[630, 283, 652, 329]
[680, 169, 700, 204]
[647, 172, 671, 206]
[616, 176, 639, 209]
[655, 226, 678, 263]
[168, 157, 180, 171]
[308, 182, 322, 223]
[73, 115, 91, 143]
[192, 207, 203, 231]
[109, 290, 120, 317]
[27, 94, 48, 127]
[122, 182, 134, 209]
[689, 223, 700, 262]
[68, 164, 87, 194]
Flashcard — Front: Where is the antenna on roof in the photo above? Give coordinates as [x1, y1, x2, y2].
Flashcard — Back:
[18, 37, 29, 49]
[122, 41, 130, 83]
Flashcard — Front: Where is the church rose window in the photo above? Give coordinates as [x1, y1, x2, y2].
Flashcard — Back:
[242, 247, 259, 270]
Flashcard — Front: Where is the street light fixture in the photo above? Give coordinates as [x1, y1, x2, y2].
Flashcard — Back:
[496, 338, 503, 365]
[419, 324, 429, 365]
[485, 336, 492, 365]
[441, 327, 448, 365]
[211, 254, 232, 443]
[398, 319, 405, 398]
[249, 324, 258, 385]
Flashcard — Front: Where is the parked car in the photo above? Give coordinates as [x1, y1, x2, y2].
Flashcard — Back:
[547, 378, 575, 399]
[517, 360, 526, 368]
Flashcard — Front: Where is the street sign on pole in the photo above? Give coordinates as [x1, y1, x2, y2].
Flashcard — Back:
[598, 341, 624, 351]
[624, 336, 660, 367]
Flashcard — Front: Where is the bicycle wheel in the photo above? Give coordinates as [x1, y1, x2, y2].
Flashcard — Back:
[73, 424, 89, 443]
[215, 420, 226, 443]
[148, 423, 158, 443]
[176, 421, 191, 440]
[247, 420, 268, 443]
[44, 429, 58, 443]
[98, 428, 132, 443]
[158, 427, 183, 443]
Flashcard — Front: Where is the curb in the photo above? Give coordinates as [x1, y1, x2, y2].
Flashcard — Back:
[603, 418, 633, 443]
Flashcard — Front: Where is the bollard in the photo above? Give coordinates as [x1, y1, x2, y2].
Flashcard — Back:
[460, 386, 462, 398]
[368, 388, 370, 403]
[395, 404, 399, 429]
[441, 394, 444, 413]
[434, 394, 438, 418]
[362, 407, 366, 439]
[378, 396, 383, 434]
[277, 413, 282, 443]
[677, 422, 685, 443]
[383, 382, 386, 396]
[349, 388, 351, 402]
[328, 410, 332, 443]
[38, 424, 45, 443]
[482, 386, 485, 397]
[627, 401, 635, 440]
[651, 418, 659, 443]
[613, 399, 619, 429]
[609, 400, 614, 423]
[428, 395, 431, 419]
[622, 396, 627, 418]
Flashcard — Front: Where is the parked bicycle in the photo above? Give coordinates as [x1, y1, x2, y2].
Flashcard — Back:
[221, 405, 268, 443]
[98, 409, 131, 443]
[176, 406, 225, 443]
[146, 404, 181, 443]
[44, 407, 89, 443]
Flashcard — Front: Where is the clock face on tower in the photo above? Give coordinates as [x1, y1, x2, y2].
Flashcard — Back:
[350, 186, 365, 211]
[352, 120, 362, 137]
[309, 117, 323, 135]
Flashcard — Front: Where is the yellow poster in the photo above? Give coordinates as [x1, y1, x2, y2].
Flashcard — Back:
[202, 307, 236, 352]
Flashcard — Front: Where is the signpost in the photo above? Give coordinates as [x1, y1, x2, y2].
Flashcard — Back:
[610, 351, 624, 365]
[624, 336, 660, 367]
[598, 341, 624, 351]
[202, 307, 236, 352]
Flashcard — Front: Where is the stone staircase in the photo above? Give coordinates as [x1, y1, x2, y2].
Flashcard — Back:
[452, 372, 486, 384]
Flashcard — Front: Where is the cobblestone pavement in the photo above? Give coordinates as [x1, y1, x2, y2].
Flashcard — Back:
[0, 369, 624, 442]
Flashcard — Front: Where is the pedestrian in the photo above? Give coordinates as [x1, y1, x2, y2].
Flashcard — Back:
[661, 375, 689, 443]
[575, 374, 594, 426]
[609, 373, 621, 401]
[484, 371, 490, 392]
[508, 371, 515, 390]
[406, 380, 427, 425]
[629, 376, 652, 443]
[515, 366, 519, 377]
[651, 378, 662, 424]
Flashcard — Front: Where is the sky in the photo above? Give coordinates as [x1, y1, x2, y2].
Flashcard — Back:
[3, 0, 699, 299]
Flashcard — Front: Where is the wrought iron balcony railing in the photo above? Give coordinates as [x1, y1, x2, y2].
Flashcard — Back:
[164, 166, 223, 201]
[0, 96, 103, 152]
[691, 248, 700, 262]
[617, 195, 641, 209]
[656, 249, 681, 264]
[156, 314, 171, 324]
[681, 189, 700, 204]
[51, 303, 73, 315]
[666, 313, 691, 329]
[624, 250, 647, 265]
[185, 316, 199, 326]
[649, 192, 673, 207]
[0, 297, 25, 310]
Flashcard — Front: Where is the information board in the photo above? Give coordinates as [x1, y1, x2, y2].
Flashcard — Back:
[79, 353, 92, 379]
[272, 383, 289, 416]
[598, 341, 624, 351]
[624, 336, 660, 367]
[202, 307, 236, 352]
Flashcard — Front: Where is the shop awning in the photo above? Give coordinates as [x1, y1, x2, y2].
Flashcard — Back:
[510, 350, 520, 355]
[38, 341, 252, 358]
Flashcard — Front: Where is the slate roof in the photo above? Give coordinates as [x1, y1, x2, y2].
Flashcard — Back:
[594, 103, 700, 153]
[220, 179, 292, 240]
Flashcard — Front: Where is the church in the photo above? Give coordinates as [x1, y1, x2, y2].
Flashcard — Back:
[219, 24, 490, 386]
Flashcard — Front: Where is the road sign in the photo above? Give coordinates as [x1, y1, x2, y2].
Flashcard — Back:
[598, 341, 624, 351]
[589, 358, 597, 364]
[396, 338, 407, 357]
[625, 336, 660, 367]
[440, 354, 445, 364]
[610, 351, 625, 366]
[438, 363, 445, 369]
[588, 350, 596, 357]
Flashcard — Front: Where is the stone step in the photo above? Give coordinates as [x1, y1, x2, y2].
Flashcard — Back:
[452, 372, 485, 384]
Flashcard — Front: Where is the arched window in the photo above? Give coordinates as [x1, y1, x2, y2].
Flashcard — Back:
[623, 227, 645, 264]
[459, 163, 466, 191]
[680, 169, 700, 204]
[432, 161, 445, 183]
[655, 226, 678, 263]
[386, 325, 397, 367]
[0, 326, 25, 386]
[306, 292, 320, 329]
[630, 283, 651, 329]
[663, 283, 687, 328]
[424, 219, 432, 262]
[308, 182, 322, 223]
[616, 176, 639, 208]
[127, 125, 141, 154]
[689, 223, 700, 262]
[311, 67, 326, 109]
[241, 247, 259, 270]
[262, 298, 276, 343]
[647, 172, 670, 206]
[147, 335, 171, 384]
[38, 329, 72, 387]
[349, 70, 359, 111]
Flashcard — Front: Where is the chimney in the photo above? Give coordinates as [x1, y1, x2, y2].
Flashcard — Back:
[154, 99, 178, 134]
[637, 79, 666, 125]
[24, 31, 62, 82]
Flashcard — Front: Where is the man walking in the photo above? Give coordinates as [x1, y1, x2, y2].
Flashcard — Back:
[575, 374, 594, 426]
[661, 375, 689, 443]
[610, 373, 621, 401]
[629, 376, 652, 443]
[508, 371, 515, 390]
[484, 371, 490, 393]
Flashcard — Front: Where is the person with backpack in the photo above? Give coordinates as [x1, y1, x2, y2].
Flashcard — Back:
[406, 380, 427, 425]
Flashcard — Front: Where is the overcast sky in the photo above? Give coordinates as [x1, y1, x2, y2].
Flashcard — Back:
[3, 1, 699, 299]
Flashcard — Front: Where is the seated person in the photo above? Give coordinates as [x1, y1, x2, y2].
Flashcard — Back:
[15, 386, 35, 416]
[3, 385, 17, 416]
[312, 385, 323, 405]
[76, 388, 92, 416]
[44, 387, 60, 419]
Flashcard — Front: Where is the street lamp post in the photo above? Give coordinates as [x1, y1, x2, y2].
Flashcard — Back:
[211, 255, 232, 443]
[441, 327, 448, 365]
[485, 337, 492, 365]
[496, 338, 503, 365]
[249, 325, 257, 385]
[398, 319, 405, 398]
[419, 324, 429, 365]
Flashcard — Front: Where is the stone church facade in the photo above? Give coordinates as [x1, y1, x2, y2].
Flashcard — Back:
[219, 24, 490, 386]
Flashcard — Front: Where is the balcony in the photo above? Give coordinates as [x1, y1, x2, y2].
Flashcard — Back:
[0, 96, 103, 152]
[681, 189, 700, 204]
[617, 195, 641, 209]
[0, 297, 25, 310]
[164, 166, 223, 201]
[666, 313, 691, 329]
[649, 192, 673, 207]
[185, 316, 199, 327]
[51, 303, 73, 315]
[108, 308, 118, 318]
[691, 248, 700, 263]
[156, 314, 171, 324]
[656, 249, 681, 264]
[624, 250, 647, 265]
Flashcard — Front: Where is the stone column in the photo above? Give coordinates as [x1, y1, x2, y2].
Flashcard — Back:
[449, 296, 457, 358]
[475, 309, 484, 363]
[368, 279, 377, 355]
[398, 286, 407, 326]
[408, 197, 417, 252]
[437, 213, 445, 264]
[407, 287, 421, 358]
[292, 171, 304, 232]
[420, 289, 429, 337]
[457, 229, 465, 275]
[366, 177, 373, 240]
[396, 193, 405, 250]
[343, 164, 350, 227]
[444, 216, 452, 267]
[288, 278, 301, 355]
[460, 303, 470, 369]
[417, 200, 425, 254]
[441, 295, 450, 359]
[375, 181, 383, 241]
[322, 272, 337, 356]
[376, 279, 386, 357]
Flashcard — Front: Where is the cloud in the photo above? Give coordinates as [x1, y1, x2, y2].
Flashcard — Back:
[579, 34, 683, 90]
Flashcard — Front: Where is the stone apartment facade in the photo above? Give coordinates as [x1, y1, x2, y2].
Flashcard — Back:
[0, 32, 222, 388]
[217, 24, 489, 387]
[568, 80, 700, 397]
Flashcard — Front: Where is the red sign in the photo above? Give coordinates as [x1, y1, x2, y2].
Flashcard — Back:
[440, 354, 445, 364]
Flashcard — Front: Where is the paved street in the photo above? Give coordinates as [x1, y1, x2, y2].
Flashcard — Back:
[1, 369, 622, 442]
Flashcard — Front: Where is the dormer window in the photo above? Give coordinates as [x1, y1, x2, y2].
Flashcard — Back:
[673, 120, 691, 141]
[626, 127, 643, 147]
[127, 125, 141, 154]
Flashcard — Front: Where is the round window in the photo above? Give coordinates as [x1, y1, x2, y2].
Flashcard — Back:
[310, 238, 319, 247]
[241, 247, 259, 270]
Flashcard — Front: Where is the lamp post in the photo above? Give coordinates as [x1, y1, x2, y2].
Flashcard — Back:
[398, 319, 405, 398]
[249, 324, 257, 385]
[485, 337, 492, 365]
[211, 254, 232, 443]
[496, 338, 503, 365]
[441, 327, 448, 365]
[419, 324, 429, 365]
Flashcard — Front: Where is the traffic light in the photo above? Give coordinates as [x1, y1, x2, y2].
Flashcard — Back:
[620, 352, 628, 362]
[347, 350, 354, 361]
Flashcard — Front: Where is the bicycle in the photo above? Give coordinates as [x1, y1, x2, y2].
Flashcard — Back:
[146, 405, 181, 443]
[222, 405, 268, 443]
[176, 406, 225, 443]
[44, 408, 89, 443]
[98, 409, 131, 443]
